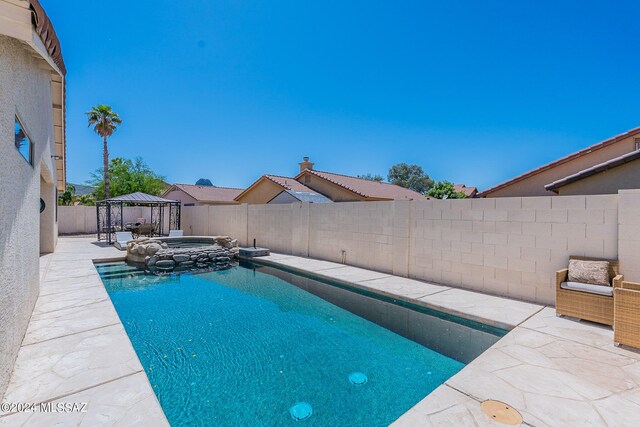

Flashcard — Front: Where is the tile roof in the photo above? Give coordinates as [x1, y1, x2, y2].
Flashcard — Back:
[478, 125, 640, 197]
[167, 184, 243, 203]
[29, 0, 66, 74]
[297, 170, 429, 201]
[545, 149, 640, 192]
[263, 175, 317, 192]
[454, 184, 478, 197]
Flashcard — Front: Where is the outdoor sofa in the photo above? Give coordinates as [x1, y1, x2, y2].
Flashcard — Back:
[556, 256, 623, 326]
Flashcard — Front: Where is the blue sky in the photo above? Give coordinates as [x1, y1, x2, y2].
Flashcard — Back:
[43, 0, 640, 190]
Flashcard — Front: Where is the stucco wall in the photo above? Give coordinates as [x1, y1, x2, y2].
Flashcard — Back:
[163, 189, 198, 206]
[177, 193, 632, 306]
[236, 179, 283, 204]
[557, 158, 640, 195]
[298, 174, 365, 202]
[0, 35, 58, 397]
[484, 135, 637, 197]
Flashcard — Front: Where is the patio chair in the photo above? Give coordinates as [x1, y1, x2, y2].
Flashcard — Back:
[114, 231, 133, 251]
[614, 281, 640, 349]
[168, 230, 184, 237]
[134, 223, 155, 238]
[556, 256, 623, 326]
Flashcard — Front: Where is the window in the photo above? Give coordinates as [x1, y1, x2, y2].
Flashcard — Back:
[14, 116, 33, 165]
[304, 175, 311, 184]
[635, 138, 640, 151]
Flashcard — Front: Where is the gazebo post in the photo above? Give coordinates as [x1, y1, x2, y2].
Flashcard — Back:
[120, 201, 124, 236]
[106, 201, 112, 244]
[96, 202, 101, 242]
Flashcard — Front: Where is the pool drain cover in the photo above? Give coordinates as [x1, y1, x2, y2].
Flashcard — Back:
[480, 400, 523, 425]
[349, 372, 368, 386]
[289, 402, 312, 421]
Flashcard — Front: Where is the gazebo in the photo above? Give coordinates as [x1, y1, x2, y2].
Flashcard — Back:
[96, 192, 181, 244]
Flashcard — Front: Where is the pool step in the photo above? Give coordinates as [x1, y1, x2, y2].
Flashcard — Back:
[100, 271, 147, 280]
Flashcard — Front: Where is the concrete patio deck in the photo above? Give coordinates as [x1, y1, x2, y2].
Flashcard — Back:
[0, 238, 167, 426]
[2, 237, 639, 426]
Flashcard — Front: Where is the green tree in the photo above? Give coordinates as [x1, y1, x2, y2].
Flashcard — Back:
[90, 157, 166, 200]
[86, 105, 122, 200]
[426, 181, 467, 199]
[58, 184, 76, 206]
[387, 163, 434, 194]
[77, 193, 97, 206]
[357, 173, 384, 182]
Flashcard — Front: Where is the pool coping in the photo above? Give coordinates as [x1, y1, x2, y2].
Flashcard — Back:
[244, 253, 545, 331]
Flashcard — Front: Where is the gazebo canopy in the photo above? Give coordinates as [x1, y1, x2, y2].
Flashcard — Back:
[100, 192, 178, 204]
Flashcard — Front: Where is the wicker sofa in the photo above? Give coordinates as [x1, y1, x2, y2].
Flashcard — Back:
[614, 281, 640, 348]
[556, 256, 623, 326]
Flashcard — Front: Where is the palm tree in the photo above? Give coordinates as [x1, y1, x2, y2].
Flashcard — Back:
[86, 105, 122, 200]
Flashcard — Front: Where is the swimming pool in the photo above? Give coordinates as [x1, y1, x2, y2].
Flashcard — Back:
[97, 262, 494, 426]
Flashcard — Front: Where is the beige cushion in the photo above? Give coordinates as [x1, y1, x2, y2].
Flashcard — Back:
[568, 259, 610, 286]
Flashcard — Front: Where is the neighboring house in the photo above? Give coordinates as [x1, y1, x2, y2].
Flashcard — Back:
[236, 158, 429, 204]
[545, 150, 640, 196]
[296, 169, 429, 202]
[235, 174, 326, 205]
[0, 0, 66, 396]
[478, 126, 640, 197]
[162, 183, 243, 206]
[454, 184, 477, 198]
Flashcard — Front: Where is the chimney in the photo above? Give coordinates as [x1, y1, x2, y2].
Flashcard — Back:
[299, 156, 314, 173]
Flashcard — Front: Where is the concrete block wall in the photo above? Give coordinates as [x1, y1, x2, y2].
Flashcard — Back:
[618, 190, 640, 282]
[408, 195, 618, 304]
[172, 193, 632, 305]
[208, 204, 247, 245]
[308, 201, 396, 273]
[248, 204, 295, 254]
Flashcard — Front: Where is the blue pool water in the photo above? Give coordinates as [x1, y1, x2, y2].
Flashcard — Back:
[98, 262, 465, 426]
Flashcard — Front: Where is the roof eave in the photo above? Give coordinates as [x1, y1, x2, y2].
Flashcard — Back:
[478, 126, 640, 197]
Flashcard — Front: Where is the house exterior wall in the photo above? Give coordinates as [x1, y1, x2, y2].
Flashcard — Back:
[556, 158, 640, 195]
[484, 135, 638, 197]
[235, 179, 284, 204]
[163, 189, 199, 206]
[181, 193, 630, 307]
[297, 174, 365, 202]
[0, 34, 59, 397]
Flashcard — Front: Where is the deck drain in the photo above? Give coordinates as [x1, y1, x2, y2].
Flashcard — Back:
[348, 372, 368, 386]
[289, 402, 313, 421]
[480, 400, 523, 425]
